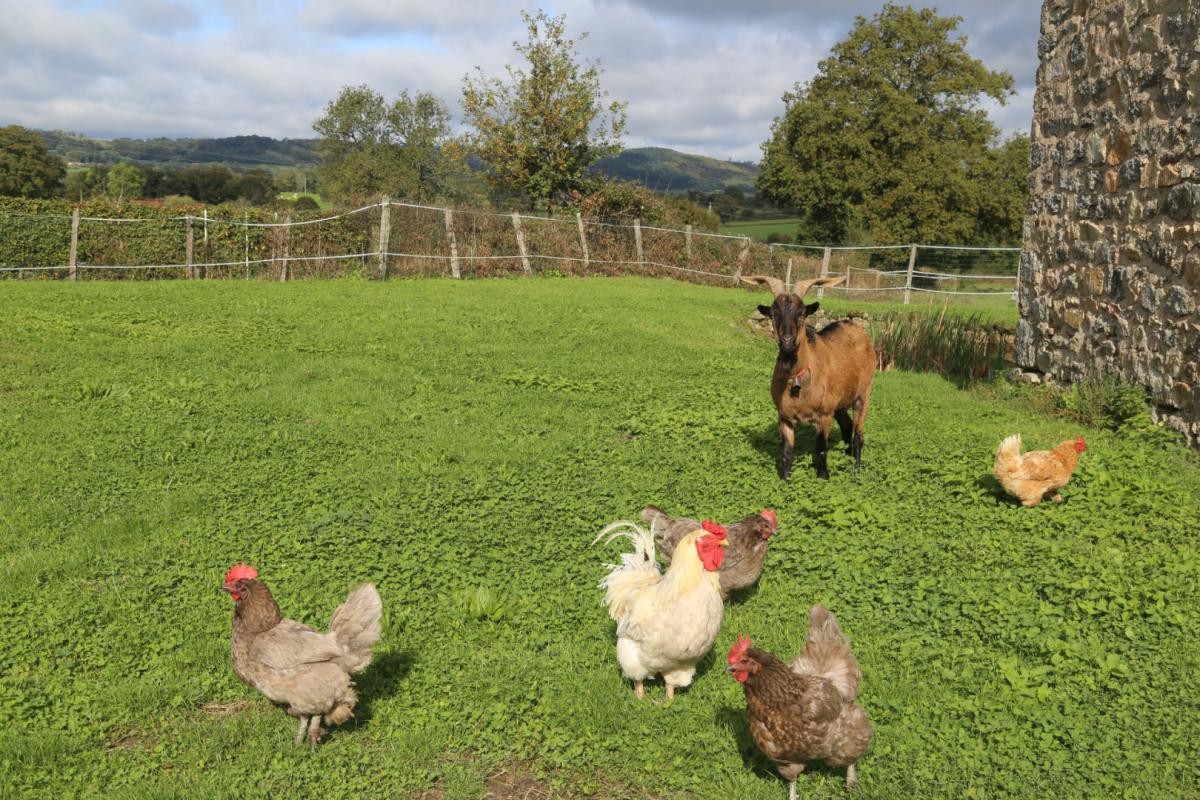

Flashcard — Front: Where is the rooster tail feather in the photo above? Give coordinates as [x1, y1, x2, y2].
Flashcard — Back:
[328, 583, 383, 674]
[791, 604, 862, 701]
[593, 520, 658, 567]
[993, 434, 1023, 477]
[594, 520, 661, 621]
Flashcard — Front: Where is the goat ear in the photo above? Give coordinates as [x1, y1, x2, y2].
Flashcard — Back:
[757, 304, 773, 317]
[805, 302, 819, 315]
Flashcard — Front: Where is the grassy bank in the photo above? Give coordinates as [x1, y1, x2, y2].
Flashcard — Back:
[1, 277, 1196, 799]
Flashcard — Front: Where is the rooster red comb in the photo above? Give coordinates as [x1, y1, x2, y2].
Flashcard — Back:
[701, 519, 727, 537]
[727, 634, 752, 663]
[1074, 436, 1087, 452]
[760, 509, 778, 530]
[224, 563, 258, 584]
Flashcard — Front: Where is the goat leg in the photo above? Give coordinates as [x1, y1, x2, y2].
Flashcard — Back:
[778, 419, 795, 479]
[835, 409, 854, 455]
[851, 395, 869, 468]
[813, 424, 830, 479]
[851, 429, 864, 467]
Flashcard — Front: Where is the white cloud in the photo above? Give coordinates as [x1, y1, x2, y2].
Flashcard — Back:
[0, 0, 1038, 159]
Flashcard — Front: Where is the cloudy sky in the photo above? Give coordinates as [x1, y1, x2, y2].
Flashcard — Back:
[0, 1, 1041, 163]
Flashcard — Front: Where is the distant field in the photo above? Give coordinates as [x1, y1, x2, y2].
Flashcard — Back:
[277, 191, 331, 209]
[719, 217, 802, 241]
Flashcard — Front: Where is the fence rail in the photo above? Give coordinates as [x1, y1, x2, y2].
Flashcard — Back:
[0, 200, 1019, 304]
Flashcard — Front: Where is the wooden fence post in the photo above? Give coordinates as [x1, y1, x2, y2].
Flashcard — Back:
[243, 211, 250, 280]
[185, 216, 195, 279]
[201, 209, 208, 279]
[512, 212, 531, 274]
[279, 213, 291, 282]
[685, 224, 693, 264]
[734, 236, 750, 284]
[633, 218, 644, 266]
[903, 243, 918, 304]
[68, 207, 80, 281]
[377, 197, 391, 280]
[817, 246, 831, 298]
[575, 212, 589, 271]
[444, 207, 461, 279]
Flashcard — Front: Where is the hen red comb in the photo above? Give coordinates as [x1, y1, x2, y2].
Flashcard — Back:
[224, 563, 258, 584]
[727, 634, 752, 663]
[760, 509, 778, 530]
[701, 519, 727, 537]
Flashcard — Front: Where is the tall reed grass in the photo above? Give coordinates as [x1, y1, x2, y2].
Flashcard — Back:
[871, 309, 1010, 384]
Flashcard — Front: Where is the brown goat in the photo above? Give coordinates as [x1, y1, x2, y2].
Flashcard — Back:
[743, 274, 875, 479]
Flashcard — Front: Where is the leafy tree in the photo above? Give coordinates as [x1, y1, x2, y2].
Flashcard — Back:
[140, 165, 171, 198]
[758, 4, 1021, 247]
[313, 85, 461, 202]
[970, 134, 1031, 245]
[64, 166, 108, 201]
[236, 168, 276, 205]
[0, 125, 65, 198]
[461, 10, 627, 212]
[107, 162, 145, 202]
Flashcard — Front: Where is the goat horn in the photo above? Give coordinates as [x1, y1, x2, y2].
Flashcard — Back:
[739, 274, 786, 296]
[791, 275, 846, 298]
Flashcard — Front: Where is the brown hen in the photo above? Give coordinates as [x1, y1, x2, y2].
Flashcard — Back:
[641, 505, 778, 598]
[222, 564, 382, 746]
[728, 606, 872, 796]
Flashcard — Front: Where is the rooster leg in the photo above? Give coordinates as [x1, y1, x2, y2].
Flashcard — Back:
[846, 764, 858, 790]
[788, 779, 797, 800]
[294, 716, 309, 745]
[634, 680, 645, 700]
[306, 716, 323, 747]
[665, 684, 675, 702]
[1051, 492, 1064, 503]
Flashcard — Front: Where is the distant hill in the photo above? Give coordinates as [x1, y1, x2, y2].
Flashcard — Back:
[593, 147, 758, 194]
[38, 131, 758, 192]
[39, 131, 320, 170]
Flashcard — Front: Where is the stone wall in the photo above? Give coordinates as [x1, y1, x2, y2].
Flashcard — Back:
[1018, 0, 1200, 445]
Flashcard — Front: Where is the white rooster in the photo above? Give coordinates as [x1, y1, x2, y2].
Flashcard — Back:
[594, 518, 728, 700]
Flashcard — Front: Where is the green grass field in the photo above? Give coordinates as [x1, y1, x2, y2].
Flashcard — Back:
[1, 278, 1197, 799]
[719, 217, 802, 241]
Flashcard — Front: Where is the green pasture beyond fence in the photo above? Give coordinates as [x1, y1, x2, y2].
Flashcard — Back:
[0, 197, 1020, 307]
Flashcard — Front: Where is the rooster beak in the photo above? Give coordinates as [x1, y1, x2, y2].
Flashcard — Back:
[717, 538, 729, 547]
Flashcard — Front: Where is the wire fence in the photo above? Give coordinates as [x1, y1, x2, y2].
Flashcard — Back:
[0, 200, 1020, 304]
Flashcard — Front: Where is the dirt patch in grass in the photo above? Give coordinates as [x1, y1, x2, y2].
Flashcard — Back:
[199, 699, 254, 717]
